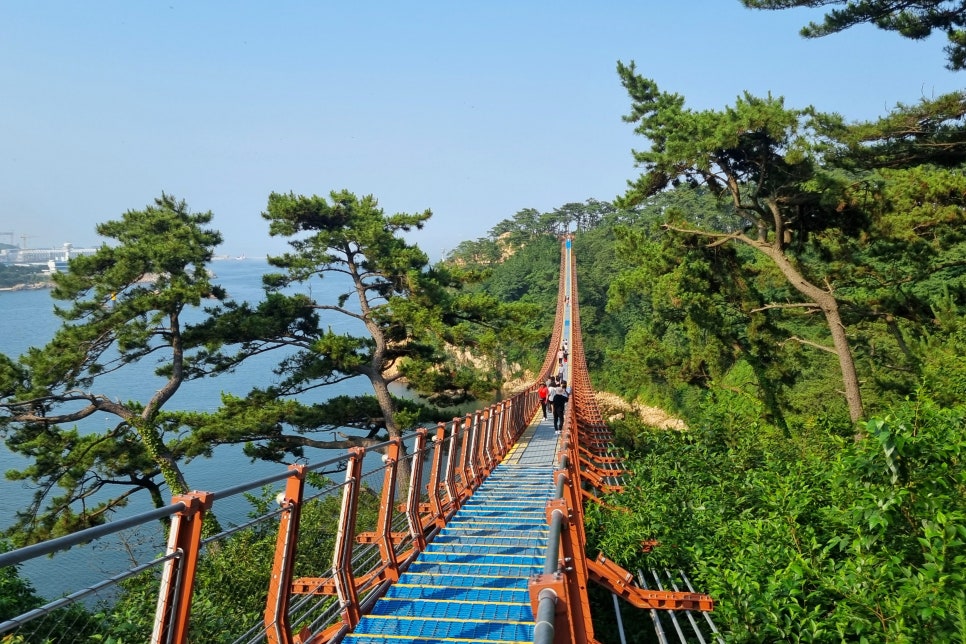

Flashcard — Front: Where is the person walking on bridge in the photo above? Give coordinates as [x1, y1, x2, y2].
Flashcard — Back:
[550, 380, 568, 434]
[537, 381, 549, 420]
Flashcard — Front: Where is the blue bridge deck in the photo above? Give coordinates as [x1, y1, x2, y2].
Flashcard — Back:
[344, 412, 560, 644]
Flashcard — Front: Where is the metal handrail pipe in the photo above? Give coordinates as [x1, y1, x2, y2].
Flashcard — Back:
[649, 569, 687, 642]
[554, 469, 568, 499]
[210, 453, 348, 500]
[201, 505, 288, 547]
[279, 589, 339, 641]
[533, 588, 558, 644]
[556, 442, 570, 470]
[229, 621, 267, 644]
[663, 568, 709, 644]
[303, 476, 348, 504]
[542, 508, 566, 576]
[266, 501, 297, 642]
[352, 437, 396, 453]
[0, 501, 188, 568]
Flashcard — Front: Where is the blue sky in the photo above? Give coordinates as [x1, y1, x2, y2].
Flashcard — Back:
[1, 2, 961, 260]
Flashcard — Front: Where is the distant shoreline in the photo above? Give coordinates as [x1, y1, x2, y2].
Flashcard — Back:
[0, 282, 52, 292]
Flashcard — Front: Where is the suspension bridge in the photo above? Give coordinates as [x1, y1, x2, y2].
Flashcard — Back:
[0, 237, 720, 643]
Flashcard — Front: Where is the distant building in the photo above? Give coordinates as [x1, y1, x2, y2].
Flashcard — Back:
[0, 242, 98, 267]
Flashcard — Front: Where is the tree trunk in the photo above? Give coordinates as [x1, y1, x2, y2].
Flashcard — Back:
[370, 372, 413, 493]
[753, 238, 864, 425]
[134, 421, 191, 496]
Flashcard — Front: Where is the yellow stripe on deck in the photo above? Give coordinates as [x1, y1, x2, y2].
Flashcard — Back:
[432, 532, 545, 539]
[414, 561, 538, 568]
[351, 635, 530, 644]
[502, 411, 549, 464]
[398, 572, 532, 582]
[380, 597, 527, 608]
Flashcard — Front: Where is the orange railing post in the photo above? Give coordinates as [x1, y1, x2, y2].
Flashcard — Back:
[493, 402, 507, 458]
[529, 497, 580, 644]
[151, 491, 214, 644]
[406, 429, 429, 551]
[332, 447, 365, 632]
[510, 399, 521, 445]
[264, 464, 307, 644]
[502, 400, 514, 455]
[441, 417, 462, 512]
[466, 411, 483, 488]
[480, 408, 496, 474]
[427, 422, 449, 529]
[555, 463, 596, 643]
[460, 414, 476, 499]
[373, 439, 402, 581]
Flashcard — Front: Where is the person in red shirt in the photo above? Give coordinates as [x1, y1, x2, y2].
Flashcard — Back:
[538, 381, 549, 419]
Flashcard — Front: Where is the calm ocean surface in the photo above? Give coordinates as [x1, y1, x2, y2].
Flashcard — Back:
[0, 258, 385, 596]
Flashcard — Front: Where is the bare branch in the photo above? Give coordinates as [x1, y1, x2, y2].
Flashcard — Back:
[782, 336, 837, 355]
[751, 303, 822, 314]
[311, 303, 364, 320]
[271, 432, 387, 451]
[662, 223, 751, 245]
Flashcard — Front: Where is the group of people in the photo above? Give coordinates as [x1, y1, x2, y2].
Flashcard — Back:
[555, 340, 569, 382]
[537, 375, 571, 434]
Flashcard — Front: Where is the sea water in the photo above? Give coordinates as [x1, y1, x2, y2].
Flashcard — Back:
[0, 258, 381, 597]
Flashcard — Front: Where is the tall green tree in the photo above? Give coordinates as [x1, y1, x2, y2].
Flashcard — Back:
[552, 199, 617, 233]
[822, 160, 966, 405]
[178, 190, 505, 463]
[447, 237, 503, 268]
[742, 0, 966, 70]
[839, 91, 966, 168]
[0, 195, 225, 543]
[488, 207, 547, 247]
[606, 187, 797, 430]
[261, 190, 462, 442]
[616, 61, 868, 422]
[795, 93, 966, 406]
[422, 286, 544, 402]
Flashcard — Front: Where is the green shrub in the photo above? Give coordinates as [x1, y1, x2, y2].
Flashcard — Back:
[588, 394, 966, 642]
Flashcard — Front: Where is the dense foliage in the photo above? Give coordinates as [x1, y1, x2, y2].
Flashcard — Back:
[446, 199, 623, 379]
[586, 394, 966, 642]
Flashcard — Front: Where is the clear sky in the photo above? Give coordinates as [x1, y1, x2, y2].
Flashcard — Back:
[1, 2, 961, 260]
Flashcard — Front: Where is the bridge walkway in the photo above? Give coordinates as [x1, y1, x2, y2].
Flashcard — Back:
[343, 413, 561, 643]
